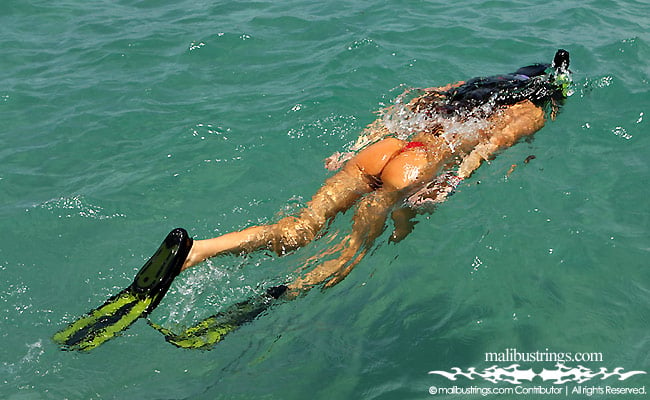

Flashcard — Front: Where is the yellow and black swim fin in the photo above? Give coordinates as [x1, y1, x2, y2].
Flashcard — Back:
[149, 285, 288, 350]
[53, 228, 192, 351]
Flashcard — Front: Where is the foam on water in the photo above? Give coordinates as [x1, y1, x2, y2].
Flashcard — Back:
[382, 88, 494, 152]
[38, 195, 126, 220]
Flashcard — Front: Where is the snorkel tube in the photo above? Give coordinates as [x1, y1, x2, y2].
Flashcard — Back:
[549, 49, 572, 97]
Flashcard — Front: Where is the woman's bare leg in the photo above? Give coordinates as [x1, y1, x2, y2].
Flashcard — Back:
[288, 189, 402, 290]
[182, 225, 272, 271]
[180, 173, 372, 271]
[289, 141, 438, 290]
[181, 138, 406, 272]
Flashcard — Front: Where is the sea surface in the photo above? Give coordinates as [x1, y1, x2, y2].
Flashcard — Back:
[1, 0, 649, 399]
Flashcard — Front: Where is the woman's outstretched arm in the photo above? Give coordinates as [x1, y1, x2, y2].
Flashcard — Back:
[458, 100, 545, 179]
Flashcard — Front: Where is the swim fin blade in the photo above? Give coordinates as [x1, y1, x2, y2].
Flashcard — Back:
[149, 285, 288, 350]
[53, 228, 192, 351]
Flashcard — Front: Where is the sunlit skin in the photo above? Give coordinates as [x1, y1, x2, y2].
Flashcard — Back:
[181, 89, 546, 292]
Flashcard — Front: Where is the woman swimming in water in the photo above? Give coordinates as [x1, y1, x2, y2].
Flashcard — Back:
[54, 50, 572, 351]
[182, 49, 571, 290]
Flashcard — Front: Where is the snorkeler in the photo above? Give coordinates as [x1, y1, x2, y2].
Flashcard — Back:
[54, 49, 572, 351]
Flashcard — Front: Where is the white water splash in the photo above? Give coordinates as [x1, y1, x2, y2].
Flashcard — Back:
[1, 340, 44, 377]
[381, 89, 492, 151]
[38, 195, 125, 219]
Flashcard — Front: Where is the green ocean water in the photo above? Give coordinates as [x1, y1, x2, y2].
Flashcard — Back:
[1, 0, 649, 399]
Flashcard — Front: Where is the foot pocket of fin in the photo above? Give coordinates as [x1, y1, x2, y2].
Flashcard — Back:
[53, 228, 193, 352]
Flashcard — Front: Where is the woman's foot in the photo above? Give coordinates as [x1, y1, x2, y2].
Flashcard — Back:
[181, 239, 207, 271]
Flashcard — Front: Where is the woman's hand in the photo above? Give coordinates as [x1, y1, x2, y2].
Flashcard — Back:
[324, 151, 354, 171]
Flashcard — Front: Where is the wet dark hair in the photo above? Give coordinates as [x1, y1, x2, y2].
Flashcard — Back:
[419, 49, 571, 116]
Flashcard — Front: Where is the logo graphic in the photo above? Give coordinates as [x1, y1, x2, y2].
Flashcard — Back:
[429, 363, 647, 384]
